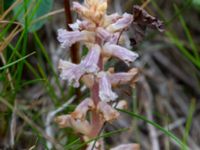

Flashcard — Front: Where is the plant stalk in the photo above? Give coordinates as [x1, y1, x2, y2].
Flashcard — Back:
[64, 0, 81, 101]
[90, 55, 104, 138]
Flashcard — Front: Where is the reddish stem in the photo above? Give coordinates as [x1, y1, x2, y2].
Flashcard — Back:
[64, 0, 80, 64]
[64, 0, 81, 101]
[89, 55, 104, 137]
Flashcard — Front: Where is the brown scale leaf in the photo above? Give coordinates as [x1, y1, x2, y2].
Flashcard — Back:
[131, 5, 164, 45]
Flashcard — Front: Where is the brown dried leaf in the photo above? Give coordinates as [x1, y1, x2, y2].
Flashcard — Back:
[131, 5, 164, 45]
[133, 5, 164, 32]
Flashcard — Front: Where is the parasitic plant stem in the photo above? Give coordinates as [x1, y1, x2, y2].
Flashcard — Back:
[64, 0, 81, 101]
[55, 0, 141, 149]
[64, 0, 80, 64]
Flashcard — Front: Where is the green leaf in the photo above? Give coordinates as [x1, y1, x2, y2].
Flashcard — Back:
[117, 109, 189, 150]
[0, 52, 36, 71]
[13, 0, 53, 32]
[193, 0, 200, 10]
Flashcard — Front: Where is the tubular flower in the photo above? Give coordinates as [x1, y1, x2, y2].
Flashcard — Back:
[103, 13, 121, 27]
[109, 68, 139, 87]
[57, 29, 95, 48]
[98, 72, 118, 102]
[103, 43, 139, 64]
[97, 27, 121, 44]
[106, 13, 133, 32]
[58, 44, 100, 87]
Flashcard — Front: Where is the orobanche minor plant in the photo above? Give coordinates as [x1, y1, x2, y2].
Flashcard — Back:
[55, 0, 140, 149]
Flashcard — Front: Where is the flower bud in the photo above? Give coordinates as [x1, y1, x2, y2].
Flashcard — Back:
[71, 98, 95, 120]
[55, 115, 92, 136]
[106, 13, 133, 32]
[97, 101, 119, 122]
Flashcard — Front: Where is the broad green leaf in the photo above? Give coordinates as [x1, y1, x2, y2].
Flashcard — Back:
[13, 0, 53, 32]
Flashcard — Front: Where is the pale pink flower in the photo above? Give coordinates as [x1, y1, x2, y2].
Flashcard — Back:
[68, 20, 82, 31]
[96, 27, 112, 43]
[55, 115, 92, 136]
[69, 20, 96, 31]
[80, 44, 101, 73]
[103, 13, 121, 27]
[71, 98, 94, 120]
[106, 13, 133, 32]
[58, 60, 81, 87]
[97, 27, 122, 45]
[109, 68, 138, 86]
[73, 2, 89, 18]
[57, 29, 95, 48]
[59, 44, 101, 87]
[97, 101, 119, 121]
[103, 43, 139, 64]
[98, 72, 118, 102]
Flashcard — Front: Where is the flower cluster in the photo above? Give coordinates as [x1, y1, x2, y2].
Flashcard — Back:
[55, 0, 139, 149]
